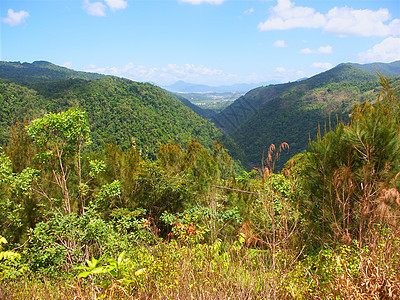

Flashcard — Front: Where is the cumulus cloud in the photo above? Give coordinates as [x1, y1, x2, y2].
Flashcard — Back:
[258, 0, 325, 31]
[271, 67, 306, 82]
[82, 0, 107, 16]
[85, 62, 309, 85]
[82, 0, 127, 16]
[300, 45, 332, 54]
[312, 62, 332, 70]
[85, 63, 237, 85]
[324, 7, 397, 37]
[2, 9, 29, 26]
[179, 0, 225, 5]
[357, 37, 400, 63]
[258, 0, 399, 37]
[273, 40, 288, 47]
[244, 8, 255, 15]
[104, 0, 127, 11]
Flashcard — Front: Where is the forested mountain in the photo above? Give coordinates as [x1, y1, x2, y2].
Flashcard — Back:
[166, 91, 217, 120]
[0, 60, 214, 120]
[0, 61, 107, 83]
[2, 60, 399, 171]
[0, 65, 245, 165]
[350, 60, 400, 76]
[214, 62, 400, 168]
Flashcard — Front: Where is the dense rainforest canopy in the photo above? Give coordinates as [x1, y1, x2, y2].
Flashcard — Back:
[0, 63, 246, 169]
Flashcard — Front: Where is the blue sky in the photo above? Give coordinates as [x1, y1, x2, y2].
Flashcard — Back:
[1, 0, 399, 86]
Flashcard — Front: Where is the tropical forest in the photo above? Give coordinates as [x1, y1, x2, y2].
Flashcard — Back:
[0, 60, 400, 299]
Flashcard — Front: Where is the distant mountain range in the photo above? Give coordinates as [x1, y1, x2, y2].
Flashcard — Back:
[163, 80, 279, 94]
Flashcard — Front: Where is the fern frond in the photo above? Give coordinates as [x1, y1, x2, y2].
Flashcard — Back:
[0, 250, 21, 261]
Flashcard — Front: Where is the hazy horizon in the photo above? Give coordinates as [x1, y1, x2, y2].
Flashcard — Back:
[1, 0, 399, 86]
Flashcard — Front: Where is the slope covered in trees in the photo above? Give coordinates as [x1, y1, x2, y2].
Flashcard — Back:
[0, 61, 107, 83]
[351, 60, 400, 76]
[0, 65, 245, 166]
[215, 63, 400, 168]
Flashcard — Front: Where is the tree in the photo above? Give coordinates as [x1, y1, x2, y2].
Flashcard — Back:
[27, 108, 91, 214]
[300, 74, 400, 246]
[0, 150, 36, 242]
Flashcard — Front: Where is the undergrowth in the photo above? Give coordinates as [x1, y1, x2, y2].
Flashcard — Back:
[2, 228, 399, 299]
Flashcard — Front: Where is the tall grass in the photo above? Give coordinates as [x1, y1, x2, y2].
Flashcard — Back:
[3, 227, 399, 299]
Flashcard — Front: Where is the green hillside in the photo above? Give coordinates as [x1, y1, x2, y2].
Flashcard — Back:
[166, 91, 217, 120]
[0, 70, 245, 165]
[350, 60, 400, 76]
[0, 61, 214, 121]
[216, 63, 399, 168]
[0, 61, 107, 83]
[0, 81, 45, 140]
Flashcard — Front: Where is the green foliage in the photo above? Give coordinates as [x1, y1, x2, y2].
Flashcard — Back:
[27, 107, 91, 160]
[243, 172, 303, 253]
[299, 73, 400, 246]
[92, 180, 122, 212]
[0, 236, 20, 261]
[0, 67, 245, 167]
[2, 65, 400, 299]
[0, 61, 106, 84]
[0, 235, 27, 280]
[218, 64, 396, 169]
[0, 82, 44, 141]
[25, 208, 127, 272]
[109, 208, 159, 245]
[161, 205, 241, 244]
[0, 150, 37, 241]
[27, 108, 92, 214]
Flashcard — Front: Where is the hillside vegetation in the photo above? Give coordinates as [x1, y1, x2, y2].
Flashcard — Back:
[0, 74, 399, 299]
[0, 61, 107, 83]
[0, 62, 245, 166]
[215, 63, 400, 168]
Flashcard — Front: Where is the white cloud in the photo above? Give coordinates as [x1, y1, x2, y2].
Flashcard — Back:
[85, 62, 310, 85]
[258, 0, 399, 37]
[357, 37, 400, 63]
[85, 63, 236, 85]
[244, 8, 255, 15]
[324, 7, 397, 37]
[2, 9, 29, 26]
[270, 67, 306, 82]
[179, 0, 224, 5]
[300, 45, 332, 54]
[389, 19, 400, 36]
[312, 62, 332, 70]
[300, 48, 312, 54]
[82, 0, 107, 16]
[273, 40, 287, 47]
[258, 0, 325, 31]
[104, 0, 127, 11]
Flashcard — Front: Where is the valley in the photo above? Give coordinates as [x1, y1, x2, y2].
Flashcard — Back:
[0, 60, 399, 299]
[172, 91, 242, 111]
